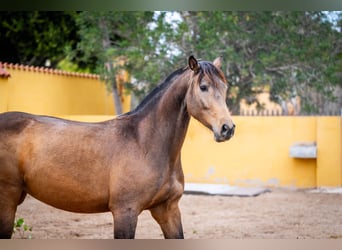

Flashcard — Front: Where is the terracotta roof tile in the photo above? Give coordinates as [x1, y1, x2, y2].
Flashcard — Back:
[0, 62, 99, 79]
[0, 62, 11, 78]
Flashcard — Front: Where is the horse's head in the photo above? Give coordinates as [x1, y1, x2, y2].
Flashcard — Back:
[186, 55, 235, 142]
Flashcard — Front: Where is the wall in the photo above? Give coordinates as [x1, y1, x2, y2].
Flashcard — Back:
[0, 63, 130, 115]
[316, 117, 342, 187]
[182, 117, 334, 188]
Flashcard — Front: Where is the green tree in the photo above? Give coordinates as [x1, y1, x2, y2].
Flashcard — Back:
[0, 11, 79, 68]
[177, 11, 341, 115]
[2, 11, 339, 115]
[74, 11, 183, 114]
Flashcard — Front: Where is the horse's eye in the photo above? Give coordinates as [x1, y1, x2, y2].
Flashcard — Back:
[200, 85, 208, 92]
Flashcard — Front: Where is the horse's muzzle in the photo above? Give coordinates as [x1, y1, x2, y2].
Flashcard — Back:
[215, 123, 235, 142]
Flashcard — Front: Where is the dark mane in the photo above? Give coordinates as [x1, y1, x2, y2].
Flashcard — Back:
[198, 61, 227, 84]
[127, 67, 187, 115]
[123, 60, 226, 117]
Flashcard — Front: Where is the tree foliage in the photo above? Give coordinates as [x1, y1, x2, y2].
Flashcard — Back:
[0, 11, 78, 68]
[73, 11, 181, 113]
[75, 11, 152, 114]
[177, 11, 341, 115]
[1, 11, 340, 115]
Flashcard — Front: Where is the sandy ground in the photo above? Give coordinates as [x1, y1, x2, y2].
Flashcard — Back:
[12, 188, 342, 239]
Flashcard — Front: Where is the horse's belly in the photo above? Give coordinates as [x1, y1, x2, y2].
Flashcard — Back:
[26, 184, 110, 213]
[23, 169, 110, 213]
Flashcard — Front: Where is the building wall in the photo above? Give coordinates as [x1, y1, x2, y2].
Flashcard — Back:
[0, 63, 130, 115]
[316, 117, 342, 187]
[182, 117, 319, 188]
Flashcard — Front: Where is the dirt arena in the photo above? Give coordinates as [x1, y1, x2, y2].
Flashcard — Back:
[13, 188, 342, 239]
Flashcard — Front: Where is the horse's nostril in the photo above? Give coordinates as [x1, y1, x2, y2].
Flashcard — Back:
[222, 124, 229, 133]
[220, 123, 235, 140]
[216, 123, 235, 141]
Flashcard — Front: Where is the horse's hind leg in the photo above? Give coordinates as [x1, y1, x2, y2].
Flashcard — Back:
[0, 185, 26, 239]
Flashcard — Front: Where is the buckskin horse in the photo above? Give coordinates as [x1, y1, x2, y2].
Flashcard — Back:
[0, 56, 235, 239]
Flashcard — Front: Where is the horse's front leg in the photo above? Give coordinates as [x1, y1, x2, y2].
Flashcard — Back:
[150, 199, 184, 239]
[111, 207, 138, 239]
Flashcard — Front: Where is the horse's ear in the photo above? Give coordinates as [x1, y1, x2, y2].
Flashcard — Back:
[213, 56, 222, 69]
[188, 55, 200, 73]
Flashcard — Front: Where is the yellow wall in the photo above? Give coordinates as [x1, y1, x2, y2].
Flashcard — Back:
[183, 117, 317, 187]
[0, 65, 130, 115]
[0, 77, 9, 112]
[316, 117, 342, 187]
[183, 116, 341, 188]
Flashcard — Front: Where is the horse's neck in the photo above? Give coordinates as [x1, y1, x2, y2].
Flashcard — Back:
[159, 75, 191, 145]
[138, 73, 191, 160]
